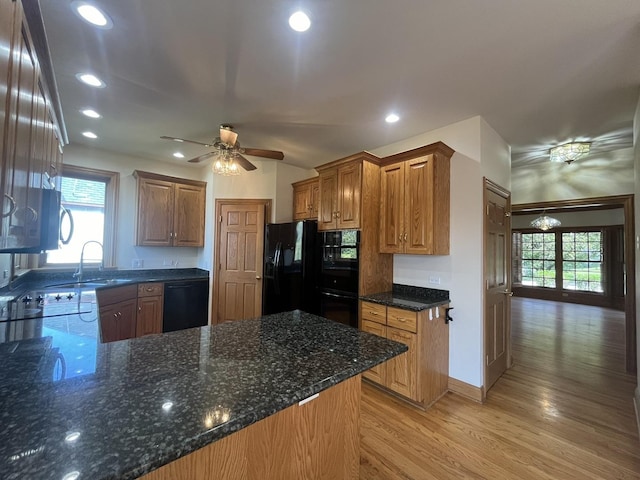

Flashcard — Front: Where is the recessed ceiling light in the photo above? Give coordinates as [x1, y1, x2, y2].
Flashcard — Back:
[289, 11, 311, 32]
[81, 108, 101, 118]
[173, 152, 185, 159]
[385, 113, 400, 123]
[76, 73, 105, 88]
[82, 131, 98, 139]
[71, 2, 113, 29]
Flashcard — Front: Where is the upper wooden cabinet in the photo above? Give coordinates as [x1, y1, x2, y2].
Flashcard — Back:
[379, 142, 453, 255]
[316, 156, 363, 231]
[0, 0, 66, 251]
[133, 171, 206, 247]
[292, 177, 319, 221]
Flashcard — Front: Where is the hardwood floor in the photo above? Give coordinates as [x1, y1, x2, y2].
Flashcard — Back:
[360, 297, 640, 479]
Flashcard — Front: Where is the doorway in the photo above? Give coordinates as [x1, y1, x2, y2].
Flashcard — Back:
[512, 194, 636, 373]
[212, 199, 271, 324]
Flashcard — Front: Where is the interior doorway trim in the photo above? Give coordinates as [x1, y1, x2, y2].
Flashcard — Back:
[512, 194, 636, 373]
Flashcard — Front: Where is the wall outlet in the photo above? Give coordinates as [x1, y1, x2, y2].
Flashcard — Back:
[429, 276, 441, 285]
[132, 259, 144, 268]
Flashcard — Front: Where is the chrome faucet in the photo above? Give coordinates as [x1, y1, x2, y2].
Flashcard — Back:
[73, 241, 104, 283]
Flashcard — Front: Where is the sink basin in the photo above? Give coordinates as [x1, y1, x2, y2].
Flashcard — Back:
[47, 279, 132, 289]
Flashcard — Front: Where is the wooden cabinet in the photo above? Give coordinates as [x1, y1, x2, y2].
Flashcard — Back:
[313, 152, 393, 297]
[97, 285, 139, 343]
[359, 300, 450, 408]
[0, 0, 65, 251]
[133, 171, 206, 247]
[98, 282, 165, 342]
[316, 160, 361, 231]
[379, 143, 453, 255]
[292, 177, 319, 220]
[136, 282, 164, 336]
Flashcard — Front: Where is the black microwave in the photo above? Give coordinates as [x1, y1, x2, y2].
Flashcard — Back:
[0, 189, 61, 253]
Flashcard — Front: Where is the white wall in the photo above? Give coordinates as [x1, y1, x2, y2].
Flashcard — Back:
[371, 115, 510, 388]
[512, 147, 635, 204]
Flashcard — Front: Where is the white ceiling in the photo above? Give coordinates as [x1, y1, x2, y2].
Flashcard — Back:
[39, 0, 640, 170]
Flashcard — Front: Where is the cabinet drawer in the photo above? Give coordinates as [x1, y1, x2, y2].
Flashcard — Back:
[387, 307, 417, 333]
[360, 301, 386, 324]
[138, 282, 163, 297]
[96, 284, 138, 307]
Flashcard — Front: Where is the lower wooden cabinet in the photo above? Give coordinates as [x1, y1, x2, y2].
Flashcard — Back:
[136, 283, 164, 337]
[98, 285, 139, 343]
[97, 283, 164, 342]
[359, 300, 449, 408]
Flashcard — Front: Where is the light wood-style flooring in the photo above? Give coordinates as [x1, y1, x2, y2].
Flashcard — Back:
[360, 297, 640, 479]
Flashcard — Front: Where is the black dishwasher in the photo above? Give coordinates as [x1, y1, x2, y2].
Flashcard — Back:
[163, 279, 209, 332]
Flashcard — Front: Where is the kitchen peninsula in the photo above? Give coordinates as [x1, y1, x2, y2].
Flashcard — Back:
[0, 310, 406, 480]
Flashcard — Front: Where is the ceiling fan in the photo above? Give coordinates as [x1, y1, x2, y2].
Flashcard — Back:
[161, 124, 284, 172]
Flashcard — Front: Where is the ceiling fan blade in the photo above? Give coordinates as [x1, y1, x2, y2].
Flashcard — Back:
[242, 148, 284, 160]
[219, 126, 238, 146]
[160, 135, 214, 147]
[234, 154, 257, 171]
[187, 152, 216, 163]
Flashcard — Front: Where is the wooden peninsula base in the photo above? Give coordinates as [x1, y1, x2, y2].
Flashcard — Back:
[142, 375, 361, 480]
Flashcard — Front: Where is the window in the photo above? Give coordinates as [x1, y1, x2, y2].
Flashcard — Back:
[514, 228, 607, 294]
[562, 231, 603, 292]
[43, 165, 119, 267]
[521, 232, 556, 288]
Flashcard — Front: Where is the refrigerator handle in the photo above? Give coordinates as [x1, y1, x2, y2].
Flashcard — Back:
[273, 241, 282, 295]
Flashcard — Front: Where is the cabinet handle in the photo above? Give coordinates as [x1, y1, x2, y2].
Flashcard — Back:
[2, 194, 16, 218]
[113, 313, 118, 319]
[146, 287, 153, 292]
[138, 306, 142, 312]
[335, 211, 340, 218]
[403, 232, 408, 241]
[398, 234, 403, 241]
[369, 311, 379, 315]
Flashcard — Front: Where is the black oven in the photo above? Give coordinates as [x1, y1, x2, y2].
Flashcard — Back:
[319, 230, 360, 328]
[319, 290, 358, 329]
[319, 230, 360, 293]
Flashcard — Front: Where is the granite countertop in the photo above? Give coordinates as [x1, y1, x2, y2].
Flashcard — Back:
[361, 284, 451, 311]
[0, 310, 407, 480]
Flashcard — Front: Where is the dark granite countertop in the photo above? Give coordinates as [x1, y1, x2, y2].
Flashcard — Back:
[361, 284, 451, 311]
[0, 310, 406, 480]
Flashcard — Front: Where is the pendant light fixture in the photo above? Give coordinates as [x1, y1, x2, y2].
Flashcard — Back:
[530, 214, 561, 231]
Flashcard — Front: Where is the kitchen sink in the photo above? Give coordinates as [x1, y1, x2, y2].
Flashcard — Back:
[47, 279, 132, 289]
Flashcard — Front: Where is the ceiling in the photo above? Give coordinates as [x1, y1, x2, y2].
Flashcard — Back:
[39, 0, 640, 171]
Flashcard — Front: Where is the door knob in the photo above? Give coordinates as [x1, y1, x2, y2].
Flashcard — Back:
[503, 289, 513, 296]
[256, 275, 261, 280]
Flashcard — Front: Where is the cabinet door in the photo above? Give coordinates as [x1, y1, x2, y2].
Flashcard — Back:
[361, 319, 387, 385]
[336, 162, 361, 229]
[386, 327, 420, 401]
[379, 162, 405, 253]
[174, 183, 205, 247]
[310, 180, 320, 218]
[292, 182, 311, 220]
[136, 296, 163, 337]
[136, 178, 174, 246]
[404, 155, 434, 254]
[317, 169, 337, 231]
[99, 298, 138, 343]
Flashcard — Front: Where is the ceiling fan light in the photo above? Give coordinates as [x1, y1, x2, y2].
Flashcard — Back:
[212, 157, 241, 176]
[289, 11, 311, 32]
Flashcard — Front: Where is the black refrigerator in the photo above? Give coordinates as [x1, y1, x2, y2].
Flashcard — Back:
[262, 220, 320, 315]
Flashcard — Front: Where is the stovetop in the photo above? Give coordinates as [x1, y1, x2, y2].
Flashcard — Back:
[8, 288, 95, 321]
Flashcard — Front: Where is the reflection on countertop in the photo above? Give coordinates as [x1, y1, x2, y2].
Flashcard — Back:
[0, 310, 406, 480]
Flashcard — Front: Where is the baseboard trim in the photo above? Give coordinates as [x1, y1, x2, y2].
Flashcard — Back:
[634, 387, 640, 439]
[448, 377, 485, 403]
